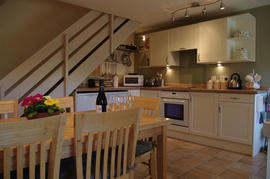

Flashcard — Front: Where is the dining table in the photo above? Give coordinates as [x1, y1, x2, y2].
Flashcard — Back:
[0, 112, 170, 179]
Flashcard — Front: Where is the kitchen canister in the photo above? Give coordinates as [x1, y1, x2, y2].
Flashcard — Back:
[214, 80, 221, 89]
[207, 80, 213, 89]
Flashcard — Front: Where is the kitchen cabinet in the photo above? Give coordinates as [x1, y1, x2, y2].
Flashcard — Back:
[197, 18, 227, 63]
[218, 101, 253, 145]
[149, 30, 179, 66]
[128, 89, 140, 96]
[149, 30, 169, 67]
[140, 90, 160, 98]
[169, 24, 198, 51]
[75, 91, 128, 112]
[190, 93, 219, 138]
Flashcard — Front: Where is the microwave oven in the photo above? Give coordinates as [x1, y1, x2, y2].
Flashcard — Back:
[123, 75, 144, 86]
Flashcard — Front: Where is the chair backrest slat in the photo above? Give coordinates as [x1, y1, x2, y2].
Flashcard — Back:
[134, 97, 160, 117]
[0, 100, 18, 119]
[75, 108, 142, 179]
[102, 130, 110, 178]
[86, 132, 93, 179]
[0, 115, 66, 179]
[53, 96, 74, 113]
[16, 145, 23, 179]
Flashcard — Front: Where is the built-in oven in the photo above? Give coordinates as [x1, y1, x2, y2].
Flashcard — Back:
[160, 91, 189, 127]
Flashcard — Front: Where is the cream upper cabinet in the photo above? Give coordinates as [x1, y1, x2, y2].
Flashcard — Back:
[149, 30, 169, 66]
[197, 18, 227, 63]
[169, 24, 198, 51]
[190, 93, 219, 138]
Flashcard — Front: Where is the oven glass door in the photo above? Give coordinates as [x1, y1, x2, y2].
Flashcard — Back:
[162, 98, 189, 126]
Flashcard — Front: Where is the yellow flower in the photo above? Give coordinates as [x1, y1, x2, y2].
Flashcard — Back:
[44, 99, 59, 106]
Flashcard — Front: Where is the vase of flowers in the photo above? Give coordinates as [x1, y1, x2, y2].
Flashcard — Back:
[21, 94, 65, 119]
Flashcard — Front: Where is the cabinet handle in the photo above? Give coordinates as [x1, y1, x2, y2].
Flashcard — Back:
[230, 97, 240, 100]
[179, 47, 186, 50]
[218, 105, 221, 113]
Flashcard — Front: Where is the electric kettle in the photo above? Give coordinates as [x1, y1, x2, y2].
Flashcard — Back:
[228, 73, 242, 89]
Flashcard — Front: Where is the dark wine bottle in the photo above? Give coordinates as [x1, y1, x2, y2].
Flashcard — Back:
[96, 79, 107, 112]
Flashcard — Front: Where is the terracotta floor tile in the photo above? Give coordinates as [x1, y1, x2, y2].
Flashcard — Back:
[179, 168, 214, 179]
[214, 150, 244, 162]
[239, 153, 267, 168]
[168, 148, 193, 162]
[134, 138, 267, 178]
[215, 169, 249, 179]
[228, 161, 261, 176]
[196, 158, 232, 175]
[168, 155, 202, 175]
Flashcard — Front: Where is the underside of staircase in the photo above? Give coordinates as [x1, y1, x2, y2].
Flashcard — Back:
[0, 9, 139, 110]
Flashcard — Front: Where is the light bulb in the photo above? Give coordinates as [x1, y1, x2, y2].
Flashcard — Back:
[220, 0, 225, 10]
[171, 13, 175, 22]
[184, 8, 189, 18]
[142, 35, 146, 42]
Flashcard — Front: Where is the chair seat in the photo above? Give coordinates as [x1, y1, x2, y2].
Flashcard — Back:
[136, 141, 153, 157]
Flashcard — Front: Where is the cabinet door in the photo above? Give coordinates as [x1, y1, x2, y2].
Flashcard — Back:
[169, 24, 198, 51]
[75, 93, 98, 112]
[149, 30, 169, 66]
[140, 90, 159, 98]
[218, 102, 253, 145]
[198, 18, 227, 63]
[190, 93, 218, 138]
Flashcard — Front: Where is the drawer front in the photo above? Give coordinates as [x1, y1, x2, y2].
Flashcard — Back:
[219, 94, 254, 103]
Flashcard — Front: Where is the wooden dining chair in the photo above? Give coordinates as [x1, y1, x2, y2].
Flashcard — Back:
[75, 107, 142, 179]
[134, 96, 160, 117]
[0, 115, 66, 179]
[53, 96, 74, 112]
[0, 99, 18, 119]
[133, 96, 161, 179]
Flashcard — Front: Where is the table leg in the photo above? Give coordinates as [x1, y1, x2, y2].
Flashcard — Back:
[157, 126, 167, 179]
[267, 138, 270, 179]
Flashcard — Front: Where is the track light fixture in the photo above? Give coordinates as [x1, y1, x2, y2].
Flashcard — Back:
[202, 5, 207, 15]
[170, 0, 225, 22]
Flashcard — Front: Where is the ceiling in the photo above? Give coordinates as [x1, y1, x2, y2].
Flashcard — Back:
[60, 0, 270, 32]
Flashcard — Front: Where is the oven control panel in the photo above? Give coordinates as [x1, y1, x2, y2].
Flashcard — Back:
[159, 91, 189, 99]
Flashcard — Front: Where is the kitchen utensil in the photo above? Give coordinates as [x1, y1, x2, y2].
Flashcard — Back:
[228, 73, 242, 89]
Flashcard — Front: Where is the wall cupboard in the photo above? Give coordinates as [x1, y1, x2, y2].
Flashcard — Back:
[146, 13, 256, 65]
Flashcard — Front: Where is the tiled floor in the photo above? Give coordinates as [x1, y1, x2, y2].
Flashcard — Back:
[134, 138, 267, 179]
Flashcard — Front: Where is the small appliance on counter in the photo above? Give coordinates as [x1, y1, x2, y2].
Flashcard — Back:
[228, 73, 242, 89]
[123, 74, 144, 86]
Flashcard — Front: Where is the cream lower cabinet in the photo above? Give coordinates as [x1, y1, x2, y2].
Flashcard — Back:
[190, 93, 219, 138]
[218, 101, 253, 145]
[140, 90, 160, 98]
[190, 93, 254, 145]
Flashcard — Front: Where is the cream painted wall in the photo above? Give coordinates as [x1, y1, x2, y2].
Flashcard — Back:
[0, 0, 89, 80]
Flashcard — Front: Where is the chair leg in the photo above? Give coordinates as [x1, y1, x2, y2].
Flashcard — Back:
[149, 147, 157, 179]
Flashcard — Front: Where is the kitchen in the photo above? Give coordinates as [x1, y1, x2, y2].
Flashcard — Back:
[71, 1, 270, 178]
[1, 0, 270, 178]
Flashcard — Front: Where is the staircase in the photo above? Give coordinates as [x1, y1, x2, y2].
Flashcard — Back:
[0, 10, 139, 105]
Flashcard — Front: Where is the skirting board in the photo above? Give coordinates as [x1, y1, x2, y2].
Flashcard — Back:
[168, 130, 255, 156]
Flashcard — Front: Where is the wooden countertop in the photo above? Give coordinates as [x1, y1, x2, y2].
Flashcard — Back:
[76, 86, 265, 94]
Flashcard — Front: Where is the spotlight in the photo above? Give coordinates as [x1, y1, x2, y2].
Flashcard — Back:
[171, 13, 175, 22]
[220, 0, 225, 10]
[202, 5, 207, 15]
[184, 8, 189, 18]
